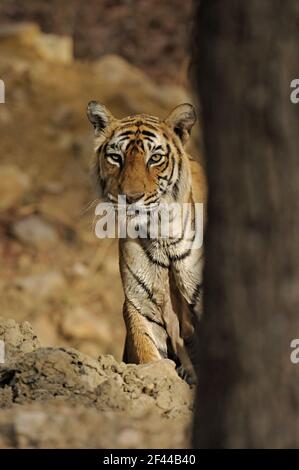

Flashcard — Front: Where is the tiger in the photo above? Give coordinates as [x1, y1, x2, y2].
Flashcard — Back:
[87, 101, 207, 384]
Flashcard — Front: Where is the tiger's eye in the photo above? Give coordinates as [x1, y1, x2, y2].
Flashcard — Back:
[149, 154, 164, 165]
[108, 154, 120, 161]
[106, 154, 122, 166]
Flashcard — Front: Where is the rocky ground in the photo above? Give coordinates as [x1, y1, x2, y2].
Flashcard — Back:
[0, 23, 200, 448]
[0, 317, 193, 448]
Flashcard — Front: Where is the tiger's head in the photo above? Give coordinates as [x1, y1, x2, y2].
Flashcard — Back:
[87, 102, 196, 209]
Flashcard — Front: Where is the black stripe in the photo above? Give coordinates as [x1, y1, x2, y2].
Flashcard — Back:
[98, 142, 108, 155]
[118, 136, 131, 144]
[144, 331, 160, 348]
[125, 140, 133, 151]
[142, 246, 170, 269]
[118, 130, 134, 138]
[96, 143, 103, 154]
[127, 298, 142, 313]
[145, 197, 160, 205]
[125, 262, 158, 305]
[160, 186, 169, 197]
[149, 159, 168, 170]
[141, 130, 157, 138]
[127, 299, 164, 327]
[109, 142, 118, 150]
[168, 232, 196, 247]
[100, 177, 106, 193]
[136, 139, 145, 150]
[168, 154, 176, 184]
[142, 136, 155, 144]
[167, 237, 182, 246]
[158, 159, 169, 171]
[157, 347, 168, 359]
[172, 157, 182, 200]
[191, 282, 203, 305]
[144, 193, 158, 202]
[170, 249, 191, 262]
[172, 138, 183, 158]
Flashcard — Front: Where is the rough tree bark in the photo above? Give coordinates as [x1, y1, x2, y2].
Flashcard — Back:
[192, 0, 299, 448]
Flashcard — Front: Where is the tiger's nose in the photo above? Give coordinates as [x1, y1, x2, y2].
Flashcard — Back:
[125, 192, 145, 204]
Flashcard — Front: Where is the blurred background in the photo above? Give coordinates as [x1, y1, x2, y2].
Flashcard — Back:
[0, 0, 199, 362]
[0, 0, 193, 84]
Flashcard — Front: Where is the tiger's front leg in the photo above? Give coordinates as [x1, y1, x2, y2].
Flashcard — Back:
[120, 238, 170, 365]
[122, 299, 166, 363]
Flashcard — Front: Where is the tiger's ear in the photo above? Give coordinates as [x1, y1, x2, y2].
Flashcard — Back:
[86, 101, 114, 136]
[165, 103, 196, 145]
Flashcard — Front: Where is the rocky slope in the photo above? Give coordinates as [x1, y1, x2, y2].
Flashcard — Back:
[0, 318, 193, 448]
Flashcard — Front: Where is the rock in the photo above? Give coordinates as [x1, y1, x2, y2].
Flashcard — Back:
[0, 319, 192, 417]
[0, 318, 193, 448]
[0, 165, 30, 212]
[0, 317, 40, 364]
[0, 317, 40, 382]
[97, 354, 125, 373]
[94, 54, 148, 89]
[136, 359, 178, 379]
[12, 215, 58, 247]
[0, 22, 40, 44]
[14, 271, 65, 299]
[0, 23, 73, 64]
[10, 347, 108, 402]
[34, 33, 73, 64]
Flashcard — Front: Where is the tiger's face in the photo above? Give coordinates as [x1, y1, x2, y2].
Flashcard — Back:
[87, 102, 196, 209]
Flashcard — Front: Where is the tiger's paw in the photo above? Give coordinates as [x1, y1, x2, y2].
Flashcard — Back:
[176, 364, 197, 386]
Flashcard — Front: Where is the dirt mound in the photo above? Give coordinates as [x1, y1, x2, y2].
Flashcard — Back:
[0, 317, 193, 448]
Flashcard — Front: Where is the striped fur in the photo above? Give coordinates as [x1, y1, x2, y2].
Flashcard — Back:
[87, 102, 207, 384]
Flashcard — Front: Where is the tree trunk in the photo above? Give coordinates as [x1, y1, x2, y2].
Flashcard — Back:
[192, 0, 299, 448]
